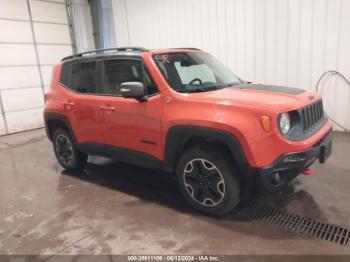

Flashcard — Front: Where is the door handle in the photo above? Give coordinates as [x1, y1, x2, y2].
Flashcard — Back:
[62, 101, 75, 107]
[100, 105, 116, 111]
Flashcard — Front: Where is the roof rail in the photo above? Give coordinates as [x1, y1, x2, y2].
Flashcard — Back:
[171, 47, 202, 51]
[61, 47, 148, 61]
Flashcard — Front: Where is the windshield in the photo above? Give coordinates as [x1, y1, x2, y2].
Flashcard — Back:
[153, 52, 241, 93]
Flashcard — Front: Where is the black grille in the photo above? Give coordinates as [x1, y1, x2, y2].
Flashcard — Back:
[300, 100, 324, 133]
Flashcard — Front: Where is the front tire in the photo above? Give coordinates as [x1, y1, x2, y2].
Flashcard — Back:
[52, 128, 87, 170]
[177, 145, 241, 216]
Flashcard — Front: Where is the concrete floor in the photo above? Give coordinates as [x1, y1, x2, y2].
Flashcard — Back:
[0, 129, 350, 255]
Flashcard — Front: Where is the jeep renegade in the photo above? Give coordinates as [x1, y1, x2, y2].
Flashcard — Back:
[44, 47, 333, 216]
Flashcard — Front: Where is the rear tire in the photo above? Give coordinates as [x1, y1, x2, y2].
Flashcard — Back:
[52, 128, 87, 170]
[176, 145, 241, 216]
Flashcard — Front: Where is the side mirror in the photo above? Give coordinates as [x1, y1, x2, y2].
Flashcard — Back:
[120, 82, 147, 102]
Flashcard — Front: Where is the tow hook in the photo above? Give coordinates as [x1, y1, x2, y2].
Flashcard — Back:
[302, 168, 313, 175]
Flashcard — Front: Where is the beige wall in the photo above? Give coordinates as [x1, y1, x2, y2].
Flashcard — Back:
[0, 0, 73, 135]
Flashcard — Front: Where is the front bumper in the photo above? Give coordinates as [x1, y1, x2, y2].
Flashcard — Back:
[253, 128, 333, 192]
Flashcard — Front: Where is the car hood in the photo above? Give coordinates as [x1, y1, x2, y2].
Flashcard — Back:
[185, 84, 320, 112]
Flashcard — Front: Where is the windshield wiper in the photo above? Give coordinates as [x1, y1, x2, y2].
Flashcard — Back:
[183, 86, 220, 93]
[178, 82, 241, 93]
[220, 82, 241, 88]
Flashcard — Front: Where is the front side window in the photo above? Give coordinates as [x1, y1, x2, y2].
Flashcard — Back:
[60, 61, 97, 94]
[102, 59, 158, 96]
[153, 52, 241, 93]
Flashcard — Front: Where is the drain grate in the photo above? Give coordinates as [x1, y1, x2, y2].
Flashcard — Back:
[236, 203, 350, 247]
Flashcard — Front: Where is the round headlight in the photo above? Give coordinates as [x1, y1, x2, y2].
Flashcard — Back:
[279, 113, 291, 135]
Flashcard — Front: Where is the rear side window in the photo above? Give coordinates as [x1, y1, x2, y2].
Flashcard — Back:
[60, 61, 97, 94]
[102, 59, 158, 96]
[60, 63, 70, 87]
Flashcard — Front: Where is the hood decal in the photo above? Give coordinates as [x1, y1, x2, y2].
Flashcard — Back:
[234, 84, 305, 95]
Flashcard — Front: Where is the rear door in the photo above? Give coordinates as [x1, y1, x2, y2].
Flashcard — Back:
[98, 58, 163, 160]
[60, 60, 106, 153]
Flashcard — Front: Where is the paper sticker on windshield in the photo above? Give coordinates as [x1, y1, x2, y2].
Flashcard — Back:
[155, 55, 170, 64]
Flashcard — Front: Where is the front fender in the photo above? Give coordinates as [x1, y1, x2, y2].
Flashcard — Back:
[163, 125, 252, 175]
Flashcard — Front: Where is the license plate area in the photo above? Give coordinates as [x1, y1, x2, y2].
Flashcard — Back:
[319, 141, 332, 163]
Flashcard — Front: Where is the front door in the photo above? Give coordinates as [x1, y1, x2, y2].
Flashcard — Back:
[99, 58, 163, 160]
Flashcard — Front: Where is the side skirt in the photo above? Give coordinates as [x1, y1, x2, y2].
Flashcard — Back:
[78, 142, 163, 171]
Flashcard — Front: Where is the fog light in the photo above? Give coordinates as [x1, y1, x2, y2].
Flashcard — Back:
[271, 172, 281, 185]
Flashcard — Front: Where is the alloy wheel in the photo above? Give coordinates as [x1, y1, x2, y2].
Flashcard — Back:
[183, 158, 225, 207]
[55, 134, 73, 165]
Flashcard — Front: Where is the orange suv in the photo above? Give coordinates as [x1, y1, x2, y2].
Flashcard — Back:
[44, 47, 332, 216]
